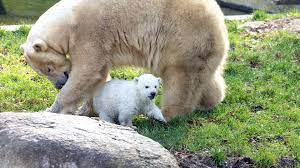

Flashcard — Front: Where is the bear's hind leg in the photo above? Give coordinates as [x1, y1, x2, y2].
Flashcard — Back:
[197, 71, 226, 110]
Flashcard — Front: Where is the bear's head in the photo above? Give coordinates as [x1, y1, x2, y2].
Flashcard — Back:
[20, 39, 71, 89]
[134, 74, 161, 101]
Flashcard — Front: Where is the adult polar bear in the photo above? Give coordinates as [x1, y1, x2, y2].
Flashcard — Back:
[21, 0, 229, 121]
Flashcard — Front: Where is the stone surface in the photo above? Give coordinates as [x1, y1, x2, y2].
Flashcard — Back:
[0, 112, 178, 168]
[240, 18, 300, 36]
[225, 15, 252, 20]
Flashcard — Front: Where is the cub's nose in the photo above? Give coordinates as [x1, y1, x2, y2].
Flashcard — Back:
[150, 92, 156, 98]
[148, 92, 156, 100]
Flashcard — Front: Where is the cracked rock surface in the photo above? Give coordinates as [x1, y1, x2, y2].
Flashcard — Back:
[240, 18, 300, 35]
[0, 112, 178, 168]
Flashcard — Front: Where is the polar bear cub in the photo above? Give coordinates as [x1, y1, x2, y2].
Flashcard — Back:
[93, 74, 166, 127]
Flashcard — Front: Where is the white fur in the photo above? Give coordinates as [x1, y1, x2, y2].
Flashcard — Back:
[93, 74, 166, 127]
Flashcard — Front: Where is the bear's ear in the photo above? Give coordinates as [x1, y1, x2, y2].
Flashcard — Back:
[157, 77, 162, 84]
[32, 39, 48, 52]
[20, 43, 26, 53]
[134, 77, 139, 84]
[20, 43, 34, 56]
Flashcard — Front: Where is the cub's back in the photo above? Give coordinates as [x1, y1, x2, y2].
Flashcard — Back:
[93, 80, 137, 111]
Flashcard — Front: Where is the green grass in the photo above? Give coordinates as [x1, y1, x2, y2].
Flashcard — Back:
[252, 9, 300, 21]
[252, 10, 268, 21]
[0, 15, 37, 25]
[0, 0, 58, 25]
[1, 14, 300, 167]
[2, 0, 59, 17]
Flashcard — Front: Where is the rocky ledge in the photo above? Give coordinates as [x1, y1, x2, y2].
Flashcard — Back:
[0, 112, 178, 168]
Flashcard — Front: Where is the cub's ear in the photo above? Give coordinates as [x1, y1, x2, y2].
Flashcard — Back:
[32, 39, 48, 52]
[134, 77, 139, 83]
[157, 77, 162, 84]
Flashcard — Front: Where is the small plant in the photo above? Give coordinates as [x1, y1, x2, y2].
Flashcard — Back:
[110, 67, 144, 80]
[211, 148, 226, 166]
[252, 10, 268, 21]
[13, 25, 30, 36]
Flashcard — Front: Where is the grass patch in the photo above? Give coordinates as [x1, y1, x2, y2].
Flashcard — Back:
[2, 0, 59, 17]
[0, 13, 300, 167]
[0, 0, 58, 25]
[252, 9, 300, 21]
[0, 15, 37, 25]
[252, 10, 268, 21]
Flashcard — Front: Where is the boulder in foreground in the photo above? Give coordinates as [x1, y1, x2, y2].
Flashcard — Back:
[0, 112, 178, 168]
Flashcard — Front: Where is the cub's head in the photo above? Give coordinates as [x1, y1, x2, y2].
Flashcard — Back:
[21, 39, 71, 89]
[134, 74, 161, 100]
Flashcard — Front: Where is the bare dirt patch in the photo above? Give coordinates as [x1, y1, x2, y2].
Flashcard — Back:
[294, 54, 300, 64]
[249, 60, 261, 69]
[173, 151, 297, 168]
[173, 151, 255, 168]
[173, 151, 216, 168]
[278, 156, 296, 168]
[241, 18, 300, 35]
[250, 105, 264, 113]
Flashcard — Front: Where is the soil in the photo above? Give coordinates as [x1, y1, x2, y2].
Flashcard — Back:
[173, 151, 297, 168]
[295, 54, 300, 64]
[173, 151, 216, 168]
[240, 18, 300, 35]
[278, 157, 296, 168]
[250, 105, 264, 113]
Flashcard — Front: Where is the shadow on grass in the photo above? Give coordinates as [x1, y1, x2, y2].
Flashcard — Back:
[134, 108, 217, 150]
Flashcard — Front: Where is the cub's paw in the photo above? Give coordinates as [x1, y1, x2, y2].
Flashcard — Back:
[130, 125, 138, 130]
[158, 118, 167, 124]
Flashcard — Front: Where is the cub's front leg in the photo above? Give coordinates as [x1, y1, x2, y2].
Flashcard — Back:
[146, 103, 166, 123]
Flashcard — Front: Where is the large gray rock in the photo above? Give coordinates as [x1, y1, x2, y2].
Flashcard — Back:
[0, 112, 178, 168]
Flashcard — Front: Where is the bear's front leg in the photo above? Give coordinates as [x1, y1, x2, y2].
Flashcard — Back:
[78, 97, 98, 117]
[78, 73, 112, 117]
[161, 66, 194, 121]
[47, 49, 109, 114]
[61, 65, 108, 114]
[45, 97, 62, 113]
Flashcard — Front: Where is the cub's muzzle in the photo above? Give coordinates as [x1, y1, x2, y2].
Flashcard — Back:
[148, 92, 156, 100]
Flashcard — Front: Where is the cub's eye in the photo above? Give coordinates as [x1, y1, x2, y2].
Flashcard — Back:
[155, 86, 157, 88]
[145, 86, 149, 89]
